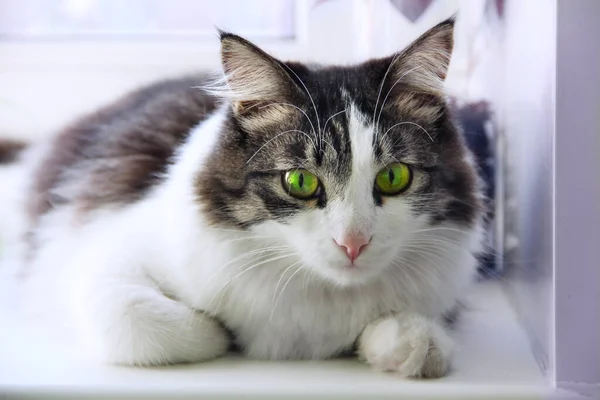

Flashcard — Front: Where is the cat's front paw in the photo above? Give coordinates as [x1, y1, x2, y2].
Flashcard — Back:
[357, 314, 454, 378]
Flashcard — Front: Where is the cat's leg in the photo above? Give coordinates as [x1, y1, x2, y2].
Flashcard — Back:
[69, 248, 230, 366]
[357, 313, 454, 378]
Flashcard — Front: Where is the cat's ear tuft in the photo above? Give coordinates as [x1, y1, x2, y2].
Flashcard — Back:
[388, 17, 455, 95]
[214, 33, 300, 114]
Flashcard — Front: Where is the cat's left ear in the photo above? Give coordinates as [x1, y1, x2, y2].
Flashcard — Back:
[216, 32, 303, 115]
[379, 16, 455, 97]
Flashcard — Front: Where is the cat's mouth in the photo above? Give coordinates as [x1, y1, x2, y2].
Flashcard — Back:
[320, 256, 386, 286]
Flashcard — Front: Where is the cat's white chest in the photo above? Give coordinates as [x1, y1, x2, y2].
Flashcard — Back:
[204, 265, 395, 360]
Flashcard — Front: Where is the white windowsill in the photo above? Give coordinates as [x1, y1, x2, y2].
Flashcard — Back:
[0, 280, 566, 399]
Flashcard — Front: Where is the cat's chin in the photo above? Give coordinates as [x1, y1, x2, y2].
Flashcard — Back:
[315, 261, 385, 287]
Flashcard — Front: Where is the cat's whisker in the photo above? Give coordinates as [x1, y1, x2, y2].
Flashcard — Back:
[373, 52, 401, 132]
[220, 245, 290, 266]
[302, 267, 315, 295]
[403, 236, 464, 248]
[375, 65, 423, 131]
[322, 109, 346, 134]
[445, 196, 484, 211]
[321, 109, 345, 155]
[279, 62, 321, 145]
[400, 244, 461, 273]
[270, 262, 304, 322]
[399, 246, 456, 275]
[390, 257, 421, 295]
[217, 236, 280, 245]
[203, 246, 293, 287]
[205, 227, 246, 233]
[406, 234, 464, 244]
[320, 138, 338, 156]
[208, 252, 298, 311]
[246, 129, 314, 164]
[382, 121, 434, 143]
[200, 205, 236, 217]
[412, 226, 472, 235]
[201, 251, 292, 297]
[404, 237, 465, 250]
[258, 103, 318, 149]
[402, 243, 463, 256]
[399, 248, 460, 265]
[270, 262, 301, 312]
[392, 256, 444, 296]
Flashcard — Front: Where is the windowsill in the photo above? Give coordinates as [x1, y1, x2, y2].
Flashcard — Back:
[0, 280, 562, 399]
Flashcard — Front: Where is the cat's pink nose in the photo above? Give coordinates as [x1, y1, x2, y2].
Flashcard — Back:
[334, 234, 370, 261]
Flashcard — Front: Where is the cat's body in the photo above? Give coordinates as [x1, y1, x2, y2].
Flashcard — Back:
[3, 18, 484, 377]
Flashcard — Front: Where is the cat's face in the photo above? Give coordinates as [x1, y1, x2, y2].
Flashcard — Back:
[198, 18, 482, 286]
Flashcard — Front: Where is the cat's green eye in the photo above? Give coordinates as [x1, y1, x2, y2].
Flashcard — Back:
[283, 169, 320, 199]
[375, 163, 412, 195]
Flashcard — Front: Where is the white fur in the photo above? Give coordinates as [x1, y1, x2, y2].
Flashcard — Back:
[0, 138, 54, 271]
[358, 313, 454, 377]
[8, 101, 483, 375]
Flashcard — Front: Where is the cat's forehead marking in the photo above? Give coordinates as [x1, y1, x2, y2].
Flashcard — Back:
[347, 103, 375, 172]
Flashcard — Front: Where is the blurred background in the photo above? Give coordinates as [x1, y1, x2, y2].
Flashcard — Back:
[0, 0, 506, 139]
[4, 0, 598, 392]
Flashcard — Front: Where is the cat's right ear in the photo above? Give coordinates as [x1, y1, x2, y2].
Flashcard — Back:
[214, 31, 302, 115]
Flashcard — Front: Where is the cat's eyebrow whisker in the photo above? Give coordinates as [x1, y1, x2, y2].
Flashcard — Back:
[258, 103, 318, 147]
[319, 109, 346, 157]
[375, 65, 423, 134]
[246, 129, 314, 164]
[373, 52, 401, 129]
[382, 121, 434, 143]
[287, 157, 313, 178]
[322, 109, 346, 134]
[279, 62, 321, 145]
[379, 123, 403, 143]
[320, 138, 337, 156]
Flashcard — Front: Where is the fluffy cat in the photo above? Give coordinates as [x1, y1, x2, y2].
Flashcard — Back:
[4, 17, 484, 378]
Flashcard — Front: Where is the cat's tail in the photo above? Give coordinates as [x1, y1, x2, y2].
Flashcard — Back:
[0, 138, 28, 165]
[0, 138, 31, 267]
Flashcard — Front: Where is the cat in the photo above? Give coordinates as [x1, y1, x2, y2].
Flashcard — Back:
[2, 17, 484, 378]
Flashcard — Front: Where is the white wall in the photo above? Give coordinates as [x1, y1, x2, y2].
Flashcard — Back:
[0, 0, 355, 141]
[500, 0, 556, 381]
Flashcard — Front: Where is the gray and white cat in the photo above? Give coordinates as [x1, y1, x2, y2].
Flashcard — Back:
[3, 17, 484, 378]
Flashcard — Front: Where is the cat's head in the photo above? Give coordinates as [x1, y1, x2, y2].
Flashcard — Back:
[198, 17, 483, 286]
